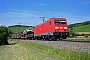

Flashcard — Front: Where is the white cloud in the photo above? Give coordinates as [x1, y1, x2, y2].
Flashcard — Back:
[38, 4, 47, 6]
[44, 11, 90, 24]
[34, 4, 47, 6]
[9, 8, 44, 15]
[80, 1, 90, 5]
[51, 0, 57, 2]
[65, 15, 90, 24]
[0, 9, 90, 26]
[0, 9, 44, 26]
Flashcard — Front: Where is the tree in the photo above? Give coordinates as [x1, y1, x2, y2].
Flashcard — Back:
[0, 26, 12, 45]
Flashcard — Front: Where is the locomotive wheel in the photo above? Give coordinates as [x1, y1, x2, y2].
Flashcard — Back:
[44, 35, 49, 40]
[48, 36, 57, 41]
[37, 37, 41, 40]
[62, 36, 67, 39]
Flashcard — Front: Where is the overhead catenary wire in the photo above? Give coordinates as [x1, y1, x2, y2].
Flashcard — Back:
[68, 2, 90, 13]
[39, 0, 90, 19]
[52, 0, 68, 11]
[41, 0, 69, 13]
[42, 0, 69, 19]
[49, 0, 90, 14]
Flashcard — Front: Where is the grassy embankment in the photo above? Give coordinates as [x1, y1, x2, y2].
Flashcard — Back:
[0, 39, 90, 60]
[69, 24, 90, 38]
[71, 24, 90, 32]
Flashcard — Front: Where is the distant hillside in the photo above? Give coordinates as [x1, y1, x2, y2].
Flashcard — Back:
[69, 20, 90, 28]
[8, 25, 35, 34]
[69, 20, 90, 32]
[9, 25, 35, 28]
[71, 24, 90, 32]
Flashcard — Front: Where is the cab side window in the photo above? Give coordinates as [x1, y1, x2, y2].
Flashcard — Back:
[50, 21, 51, 25]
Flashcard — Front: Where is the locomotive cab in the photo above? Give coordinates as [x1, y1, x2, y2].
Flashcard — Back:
[53, 19, 69, 39]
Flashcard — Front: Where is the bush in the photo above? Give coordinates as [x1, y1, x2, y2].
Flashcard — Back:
[84, 35, 88, 38]
[69, 30, 77, 38]
[0, 26, 12, 45]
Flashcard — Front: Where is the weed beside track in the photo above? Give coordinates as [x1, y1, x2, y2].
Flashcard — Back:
[0, 39, 90, 60]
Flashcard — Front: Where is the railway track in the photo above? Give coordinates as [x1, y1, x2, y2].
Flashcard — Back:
[60, 38, 90, 42]
[33, 38, 90, 42]
[20, 38, 90, 54]
[14, 38, 90, 42]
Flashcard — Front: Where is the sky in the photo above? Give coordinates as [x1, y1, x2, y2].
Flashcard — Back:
[0, 0, 90, 26]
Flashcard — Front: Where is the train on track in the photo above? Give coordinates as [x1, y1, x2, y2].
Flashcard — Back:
[11, 28, 34, 40]
[11, 18, 69, 40]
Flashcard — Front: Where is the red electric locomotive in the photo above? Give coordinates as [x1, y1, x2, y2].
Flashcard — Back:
[34, 18, 69, 40]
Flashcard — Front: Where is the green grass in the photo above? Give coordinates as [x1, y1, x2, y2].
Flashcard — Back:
[0, 40, 90, 60]
[0, 40, 60, 60]
[69, 24, 90, 32]
[19, 40, 90, 60]
[0, 45, 8, 55]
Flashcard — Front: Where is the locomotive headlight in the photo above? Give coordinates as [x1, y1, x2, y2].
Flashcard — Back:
[60, 27, 63, 29]
[55, 27, 59, 29]
[64, 27, 67, 29]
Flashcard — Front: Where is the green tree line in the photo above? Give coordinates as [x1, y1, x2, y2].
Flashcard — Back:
[69, 20, 90, 28]
[0, 26, 12, 45]
[8, 25, 35, 28]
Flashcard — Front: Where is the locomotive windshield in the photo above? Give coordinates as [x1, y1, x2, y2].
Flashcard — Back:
[54, 20, 66, 24]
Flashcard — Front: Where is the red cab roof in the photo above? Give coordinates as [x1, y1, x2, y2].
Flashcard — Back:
[50, 18, 66, 20]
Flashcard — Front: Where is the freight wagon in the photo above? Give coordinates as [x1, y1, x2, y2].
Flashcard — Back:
[34, 18, 69, 40]
[11, 28, 34, 39]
